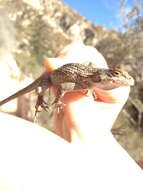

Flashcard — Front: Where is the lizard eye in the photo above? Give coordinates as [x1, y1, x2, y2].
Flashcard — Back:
[112, 70, 121, 76]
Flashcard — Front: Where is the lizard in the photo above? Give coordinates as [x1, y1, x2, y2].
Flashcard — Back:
[0, 63, 134, 115]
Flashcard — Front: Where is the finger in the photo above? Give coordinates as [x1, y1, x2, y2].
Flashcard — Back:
[93, 86, 130, 104]
[44, 58, 65, 71]
[55, 41, 108, 69]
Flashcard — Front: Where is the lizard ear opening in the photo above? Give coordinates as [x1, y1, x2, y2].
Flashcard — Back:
[91, 74, 101, 83]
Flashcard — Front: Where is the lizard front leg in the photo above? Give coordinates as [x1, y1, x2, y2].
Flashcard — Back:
[52, 86, 66, 112]
[51, 82, 82, 107]
[52, 83, 93, 107]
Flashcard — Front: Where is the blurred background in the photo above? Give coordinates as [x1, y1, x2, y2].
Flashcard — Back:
[0, 0, 143, 164]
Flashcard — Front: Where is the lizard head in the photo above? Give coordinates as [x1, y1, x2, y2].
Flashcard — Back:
[90, 68, 134, 90]
[104, 68, 134, 89]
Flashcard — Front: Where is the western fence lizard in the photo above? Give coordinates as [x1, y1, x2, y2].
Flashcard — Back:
[0, 63, 134, 115]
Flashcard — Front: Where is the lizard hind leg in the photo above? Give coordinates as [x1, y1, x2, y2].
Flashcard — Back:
[35, 94, 49, 116]
[35, 82, 50, 116]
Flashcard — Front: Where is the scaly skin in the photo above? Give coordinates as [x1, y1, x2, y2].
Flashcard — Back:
[0, 63, 134, 114]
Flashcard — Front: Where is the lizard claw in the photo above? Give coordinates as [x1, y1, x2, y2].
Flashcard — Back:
[51, 96, 66, 113]
[35, 95, 49, 116]
[54, 101, 66, 114]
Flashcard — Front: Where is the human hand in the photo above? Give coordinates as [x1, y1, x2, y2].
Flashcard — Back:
[45, 41, 130, 148]
[0, 41, 142, 190]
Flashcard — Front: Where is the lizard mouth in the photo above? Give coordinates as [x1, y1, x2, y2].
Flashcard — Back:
[116, 77, 134, 87]
[100, 77, 135, 90]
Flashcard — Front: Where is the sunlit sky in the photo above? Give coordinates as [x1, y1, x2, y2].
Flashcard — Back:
[62, 0, 136, 29]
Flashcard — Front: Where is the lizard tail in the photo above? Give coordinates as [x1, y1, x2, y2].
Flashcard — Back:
[0, 82, 37, 106]
[0, 72, 51, 107]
